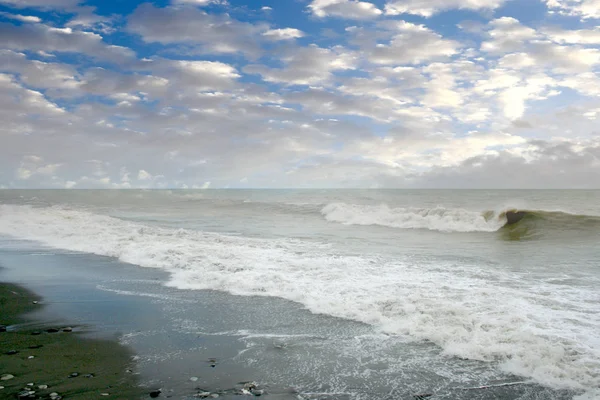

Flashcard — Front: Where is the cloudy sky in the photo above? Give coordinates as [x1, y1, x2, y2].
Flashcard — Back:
[1, 0, 600, 188]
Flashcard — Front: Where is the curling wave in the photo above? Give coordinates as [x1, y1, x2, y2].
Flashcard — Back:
[322, 203, 600, 235]
[321, 203, 506, 232]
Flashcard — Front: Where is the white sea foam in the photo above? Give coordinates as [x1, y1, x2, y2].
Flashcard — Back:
[321, 202, 506, 232]
[1, 204, 599, 394]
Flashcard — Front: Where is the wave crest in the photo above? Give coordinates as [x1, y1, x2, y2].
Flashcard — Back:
[321, 203, 505, 232]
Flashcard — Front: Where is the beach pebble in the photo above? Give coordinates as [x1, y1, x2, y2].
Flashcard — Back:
[38, 385, 48, 389]
[50, 393, 59, 397]
[32, 301, 39, 304]
[62, 327, 73, 332]
[27, 382, 34, 386]
[0, 386, 4, 389]
[84, 373, 95, 378]
[31, 331, 41, 336]
[190, 377, 199, 382]
[46, 328, 59, 333]
[195, 392, 211, 398]
[240, 389, 253, 395]
[6, 349, 19, 355]
[253, 389, 264, 396]
[28, 356, 35, 359]
[149, 389, 161, 398]
[18, 390, 36, 399]
[29, 344, 43, 349]
[101, 393, 110, 396]
[210, 395, 219, 399]
[69, 372, 79, 378]
[1, 374, 15, 381]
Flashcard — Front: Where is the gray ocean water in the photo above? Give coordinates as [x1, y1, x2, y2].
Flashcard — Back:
[0, 189, 599, 400]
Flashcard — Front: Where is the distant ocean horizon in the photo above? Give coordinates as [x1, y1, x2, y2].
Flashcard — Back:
[1, 189, 599, 399]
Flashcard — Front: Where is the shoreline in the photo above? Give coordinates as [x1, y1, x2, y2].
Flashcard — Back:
[0, 282, 143, 399]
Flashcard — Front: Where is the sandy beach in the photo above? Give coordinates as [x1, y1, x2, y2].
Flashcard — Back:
[0, 282, 142, 400]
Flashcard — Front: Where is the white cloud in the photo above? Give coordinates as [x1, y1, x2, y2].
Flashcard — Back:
[128, 3, 264, 57]
[1, 0, 600, 189]
[545, 0, 600, 19]
[138, 169, 152, 180]
[0, 0, 80, 8]
[172, 0, 222, 5]
[244, 45, 356, 85]
[0, 22, 135, 64]
[263, 28, 305, 40]
[369, 21, 459, 65]
[544, 26, 600, 44]
[0, 73, 66, 115]
[481, 17, 538, 54]
[15, 155, 62, 180]
[308, 0, 382, 20]
[0, 12, 41, 22]
[385, 0, 508, 17]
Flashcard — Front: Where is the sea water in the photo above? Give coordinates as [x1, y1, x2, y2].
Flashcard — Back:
[0, 190, 599, 399]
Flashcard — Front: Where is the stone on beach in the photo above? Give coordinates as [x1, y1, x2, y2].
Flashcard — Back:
[62, 327, 73, 332]
[18, 390, 36, 399]
[6, 349, 19, 355]
[1, 374, 15, 381]
[149, 389, 162, 398]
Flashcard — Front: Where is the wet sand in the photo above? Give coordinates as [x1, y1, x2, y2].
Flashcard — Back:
[0, 282, 142, 399]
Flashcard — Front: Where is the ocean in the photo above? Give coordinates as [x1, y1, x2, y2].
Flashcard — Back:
[0, 189, 599, 400]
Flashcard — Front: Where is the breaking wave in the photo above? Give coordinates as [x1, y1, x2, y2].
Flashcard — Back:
[321, 203, 600, 236]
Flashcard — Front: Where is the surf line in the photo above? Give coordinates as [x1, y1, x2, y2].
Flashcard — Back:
[412, 380, 532, 399]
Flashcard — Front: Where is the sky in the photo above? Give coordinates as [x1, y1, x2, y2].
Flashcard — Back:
[1, 0, 600, 189]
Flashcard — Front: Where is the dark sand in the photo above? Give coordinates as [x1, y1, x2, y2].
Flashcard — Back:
[0, 282, 143, 399]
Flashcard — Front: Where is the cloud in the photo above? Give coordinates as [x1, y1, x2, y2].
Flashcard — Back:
[368, 21, 460, 65]
[244, 44, 356, 85]
[0, 0, 80, 8]
[153, 59, 240, 91]
[0, 11, 41, 23]
[0, 73, 65, 116]
[263, 28, 305, 40]
[1, 0, 600, 189]
[308, 0, 382, 19]
[481, 17, 600, 72]
[0, 22, 136, 64]
[128, 3, 264, 57]
[416, 139, 600, 188]
[481, 17, 538, 54]
[172, 0, 223, 5]
[545, 0, 600, 19]
[138, 169, 152, 180]
[385, 0, 508, 17]
[544, 26, 600, 44]
[16, 155, 62, 180]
